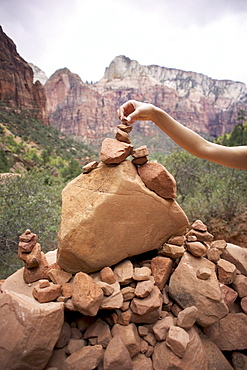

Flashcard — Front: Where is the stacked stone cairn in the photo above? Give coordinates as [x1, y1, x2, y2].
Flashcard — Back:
[1, 122, 247, 370]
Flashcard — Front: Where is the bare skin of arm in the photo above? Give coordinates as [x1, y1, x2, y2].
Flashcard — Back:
[117, 100, 247, 170]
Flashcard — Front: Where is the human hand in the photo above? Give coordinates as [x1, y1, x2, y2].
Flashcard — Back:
[117, 100, 155, 124]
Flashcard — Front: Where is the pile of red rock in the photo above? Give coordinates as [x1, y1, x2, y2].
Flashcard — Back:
[1, 124, 247, 370]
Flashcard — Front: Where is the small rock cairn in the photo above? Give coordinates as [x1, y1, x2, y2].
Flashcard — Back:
[12, 122, 247, 370]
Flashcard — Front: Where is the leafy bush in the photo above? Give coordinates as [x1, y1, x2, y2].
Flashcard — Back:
[0, 170, 64, 278]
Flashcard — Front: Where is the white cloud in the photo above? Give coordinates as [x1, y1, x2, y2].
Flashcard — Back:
[0, 0, 247, 84]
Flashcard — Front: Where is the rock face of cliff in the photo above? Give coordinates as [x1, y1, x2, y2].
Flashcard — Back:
[45, 55, 247, 145]
[0, 26, 47, 123]
[29, 63, 48, 85]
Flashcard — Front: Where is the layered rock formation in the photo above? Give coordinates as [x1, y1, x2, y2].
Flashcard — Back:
[0, 26, 47, 123]
[29, 62, 48, 85]
[45, 55, 247, 146]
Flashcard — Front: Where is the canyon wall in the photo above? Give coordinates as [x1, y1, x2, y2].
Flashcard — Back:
[45, 55, 247, 146]
[0, 26, 47, 124]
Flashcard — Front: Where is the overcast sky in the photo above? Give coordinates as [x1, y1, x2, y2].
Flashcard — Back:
[1, 0, 247, 85]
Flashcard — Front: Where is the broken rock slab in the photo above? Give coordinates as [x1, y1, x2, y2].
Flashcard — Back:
[57, 160, 189, 273]
[0, 290, 64, 370]
[169, 252, 229, 327]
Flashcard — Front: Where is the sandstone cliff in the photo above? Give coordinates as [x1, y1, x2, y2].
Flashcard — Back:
[0, 26, 47, 124]
[45, 55, 247, 147]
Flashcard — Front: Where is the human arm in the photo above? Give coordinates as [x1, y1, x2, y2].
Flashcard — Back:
[117, 100, 247, 170]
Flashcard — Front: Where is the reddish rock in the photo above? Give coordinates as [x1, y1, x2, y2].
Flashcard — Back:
[241, 296, 247, 313]
[100, 138, 133, 164]
[153, 315, 174, 341]
[61, 282, 73, 299]
[186, 229, 214, 242]
[82, 160, 98, 173]
[176, 306, 198, 330]
[131, 145, 149, 158]
[100, 266, 116, 284]
[132, 156, 148, 165]
[121, 286, 136, 300]
[130, 286, 162, 316]
[219, 284, 238, 309]
[115, 128, 131, 143]
[151, 256, 173, 290]
[96, 281, 114, 296]
[153, 327, 208, 370]
[221, 243, 247, 275]
[196, 267, 212, 280]
[169, 253, 229, 327]
[114, 260, 134, 284]
[133, 266, 151, 281]
[204, 313, 247, 351]
[99, 280, 123, 310]
[47, 268, 72, 285]
[65, 344, 104, 370]
[111, 323, 141, 358]
[168, 235, 186, 246]
[186, 241, 207, 257]
[72, 272, 103, 316]
[207, 247, 222, 262]
[217, 259, 237, 285]
[132, 353, 153, 370]
[137, 162, 177, 199]
[117, 310, 132, 326]
[191, 220, 208, 231]
[66, 338, 87, 356]
[55, 321, 71, 348]
[33, 281, 62, 303]
[134, 279, 154, 298]
[104, 335, 133, 370]
[23, 252, 49, 284]
[232, 274, 247, 298]
[117, 122, 133, 133]
[158, 243, 185, 259]
[18, 242, 41, 268]
[166, 326, 190, 358]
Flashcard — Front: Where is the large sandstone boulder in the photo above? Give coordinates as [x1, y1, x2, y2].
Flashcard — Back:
[57, 161, 189, 273]
[169, 252, 229, 327]
[0, 290, 64, 370]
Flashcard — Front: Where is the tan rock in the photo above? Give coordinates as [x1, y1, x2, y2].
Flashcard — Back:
[204, 313, 247, 351]
[100, 266, 116, 284]
[61, 282, 73, 298]
[151, 256, 173, 290]
[168, 235, 186, 246]
[158, 243, 185, 259]
[132, 353, 152, 370]
[114, 260, 134, 284]
[65, 344, 104, 370]
[186, 241, 207, 257]
[103, 335, 133, 370]
[115, 128, 131, 143]
[131, 145, 149, 158]
[48, 268, 72, 285]
[153, 315, 174, 341]
[131, 305, 162, 324]
[117, 310, 132, 326]
[130, 286, 162, 316]
[57, 161, 188, 273]
[55, 321, 71, 348]
[241, 296, 247, 313]
[121, 286, 136, 300]
[186, 229, 214, 242]
[232, 274, 247, 297]
[72, 272, 103, 316]
[176, 306, 198, 330]
[100, 138, 133, 164]
[117, 122, 133, 133]
[39, 279, 50, 288]
[219, 283, 238, 309]
[196, 267, 212, 280]
[153, 327, 208, 370]
[191, 219, 208, 231]
[82, 160, 98, 173]
[143, 332, 157, 346]
[96, 281, 114, 296]
[18, 229, 38, 252]
[18, 242, 41, 268]
[100, 280, 123, 310]
[166, 326, 190, 358]
[137, 162, 177, 199]
[169, 252, 229, 327]
[231, 352, 247, 370]
[217, 258, 237, 285]
[45, 347, 67, 369]
[138, 326, 149, 337]
[33, 282, 62, 303]
[211, 239, 227, 250]
[0, 290, 64, 370]
[66, 338, 87, 355]
[221, 243, 247, 275]
[111, 323, 141, 358]
[133, 266, 151, 281]
[199, 331, 234, 370]
[207, 247, 222, 262]
[134, 279, 154, 298]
